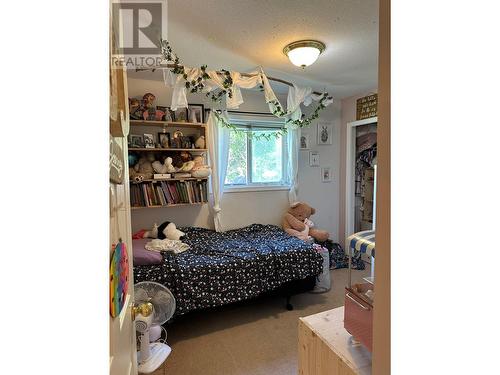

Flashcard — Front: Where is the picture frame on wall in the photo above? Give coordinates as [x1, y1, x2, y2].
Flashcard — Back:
[158, 132, 170, 148]
[317, 122, 333, 145]
[204, 108, 211, 122]
[321, 167, 332, 182]
[129, 134, 144, 148]
[309, 151, 320, 167]
[188, 103, 204, 123]
[174, 108, 188, 122]
[300, 132, 310, 150]
[143, 133, 155, 149]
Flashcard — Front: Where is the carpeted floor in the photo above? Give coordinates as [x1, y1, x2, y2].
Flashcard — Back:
[149, 266, 370, 375]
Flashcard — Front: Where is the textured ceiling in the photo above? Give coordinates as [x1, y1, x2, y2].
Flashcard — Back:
[130, 0, 379, 99]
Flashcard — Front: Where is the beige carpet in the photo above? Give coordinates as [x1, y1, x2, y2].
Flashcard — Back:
[150, 267, 370, 375]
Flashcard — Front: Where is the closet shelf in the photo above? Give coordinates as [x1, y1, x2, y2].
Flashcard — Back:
[129, 147, 207, 152]
[130, 120, 206, 128]
[131, 202, 207, 210]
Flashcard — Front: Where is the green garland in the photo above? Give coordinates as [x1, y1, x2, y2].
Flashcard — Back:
[160, 39, 333, 139]
[212, 110, 288, 141]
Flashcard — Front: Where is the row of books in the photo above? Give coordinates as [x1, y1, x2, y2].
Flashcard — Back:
[130, 180, 208, 207]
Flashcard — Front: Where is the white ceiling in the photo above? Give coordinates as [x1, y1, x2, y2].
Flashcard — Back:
[130, 0, 379, 99]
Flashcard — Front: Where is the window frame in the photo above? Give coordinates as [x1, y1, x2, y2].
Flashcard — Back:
[224, 115, 289, 192]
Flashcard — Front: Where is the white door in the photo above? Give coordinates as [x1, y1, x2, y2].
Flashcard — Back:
[109, 155, 137, 375]
[109, 16, 136, 371]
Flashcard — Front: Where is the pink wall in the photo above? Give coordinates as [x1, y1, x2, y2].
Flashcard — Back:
[338, 89, 378, 242]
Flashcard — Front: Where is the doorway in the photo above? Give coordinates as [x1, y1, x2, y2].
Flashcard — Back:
[345, 117, 378, 246]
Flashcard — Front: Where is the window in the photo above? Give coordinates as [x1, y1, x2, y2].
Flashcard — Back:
[224, 115, 288, 190]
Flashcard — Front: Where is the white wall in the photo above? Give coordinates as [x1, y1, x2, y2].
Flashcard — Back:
[127, 76, 341, 239]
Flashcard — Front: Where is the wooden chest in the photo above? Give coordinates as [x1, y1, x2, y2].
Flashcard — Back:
[298, 306, 372, 375]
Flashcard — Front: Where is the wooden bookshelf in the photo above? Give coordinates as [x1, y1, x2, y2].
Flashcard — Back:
[129, 148, 207, 152]
[131, 202, 207, 210]
[130, 120, 206, 128]
[131, 177, 208, 182]
[128, 115, 210, 211]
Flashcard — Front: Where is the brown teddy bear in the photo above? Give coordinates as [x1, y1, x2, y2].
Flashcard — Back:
[282, 202, 329, 242]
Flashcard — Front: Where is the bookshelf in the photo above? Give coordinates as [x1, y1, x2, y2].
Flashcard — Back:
[129, 148, 207, 152]
[130, 120, 206, 129]
[128, 120, 210, 209]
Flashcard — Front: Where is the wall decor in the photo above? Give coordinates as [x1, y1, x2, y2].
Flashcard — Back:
[158, 132, 170, 148]
[300, 132, 310, 150]
[321, 167, 332, 182]
[109, 138, 124, 184]
[109, 241, 129, 318]
[309, 151, 320, 167]
[188, 103, 204, 123]
[129, 134, 144, 148]
[356, 93, 378, 120]
[317, 123, 333, 145]
[143, 133, 155, 149]
[174, 108, 188, 122]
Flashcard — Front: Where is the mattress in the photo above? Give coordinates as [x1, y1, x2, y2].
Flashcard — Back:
[133, 224, 323, 315]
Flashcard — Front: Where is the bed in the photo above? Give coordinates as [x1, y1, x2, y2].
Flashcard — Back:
[133, 224, 323, 315]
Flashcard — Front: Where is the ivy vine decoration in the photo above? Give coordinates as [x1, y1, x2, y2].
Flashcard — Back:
[159, 39, 334, 139]
[212, 110, 288, 141]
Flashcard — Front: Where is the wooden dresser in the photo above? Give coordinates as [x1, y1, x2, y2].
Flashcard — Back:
[298, 306, 372, 375]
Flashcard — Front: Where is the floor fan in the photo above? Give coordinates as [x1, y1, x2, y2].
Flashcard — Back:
[134, 281, 176, 374]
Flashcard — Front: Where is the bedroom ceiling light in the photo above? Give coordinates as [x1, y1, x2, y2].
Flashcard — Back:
[283, 40, 326, 68]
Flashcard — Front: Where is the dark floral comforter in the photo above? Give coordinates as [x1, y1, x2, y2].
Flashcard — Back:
[133, 224, 323, 315]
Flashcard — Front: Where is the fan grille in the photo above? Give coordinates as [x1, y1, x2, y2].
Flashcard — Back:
[134, 281, 176, 325]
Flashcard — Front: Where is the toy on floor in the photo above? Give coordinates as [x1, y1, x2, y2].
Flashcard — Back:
[282, 202, 329, 242]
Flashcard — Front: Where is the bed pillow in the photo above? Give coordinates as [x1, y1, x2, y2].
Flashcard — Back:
[132, 238, 163, 266]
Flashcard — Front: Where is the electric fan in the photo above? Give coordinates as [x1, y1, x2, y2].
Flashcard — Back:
[133, 281, 176, 374]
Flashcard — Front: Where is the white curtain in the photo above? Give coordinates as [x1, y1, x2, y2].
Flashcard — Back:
[207, 111, 230, 231]
[287, 128, 299, 204]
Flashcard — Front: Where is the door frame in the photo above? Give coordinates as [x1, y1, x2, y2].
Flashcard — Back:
[344, 116, 378, 249]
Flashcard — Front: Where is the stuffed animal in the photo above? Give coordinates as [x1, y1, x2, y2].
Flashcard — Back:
[157, 221, 185, 241]
[282, 202, 329, 242]
[131, 156, 154, 180]
[190, 155, 211, 178]
[195, 136, 205, 149]
[143, 223, 159, 239]
[163, 157, 176, 173]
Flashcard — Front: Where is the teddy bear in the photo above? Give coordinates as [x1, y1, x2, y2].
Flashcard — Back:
[282, 202, 329, 242]
[129, 156, 154, 181]
[190, 155, 211, 178]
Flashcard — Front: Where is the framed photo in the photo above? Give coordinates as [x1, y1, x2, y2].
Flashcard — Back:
[158, 132, 170, 148]
[204, 108, 211, 122]
[188, 103, 204, 123]
[300, 132, 310, 150]
[321, 167, 332, 182]
[129, 134, 144, 148]
[156, 106, 175, 122]
[317, 122, 333, 145]
[143, 133, 155, 149]
[309, 151, 320, 167]
[174, 108, 188, 122]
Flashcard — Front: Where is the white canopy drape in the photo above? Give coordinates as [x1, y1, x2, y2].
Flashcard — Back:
[206, 111, 230, 231]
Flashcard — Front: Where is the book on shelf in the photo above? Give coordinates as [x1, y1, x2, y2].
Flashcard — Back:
[130, 180, 209, 208]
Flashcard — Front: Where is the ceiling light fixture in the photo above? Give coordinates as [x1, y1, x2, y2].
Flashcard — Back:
[283, 40, 326, 68]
